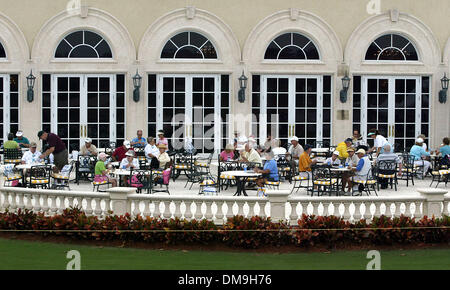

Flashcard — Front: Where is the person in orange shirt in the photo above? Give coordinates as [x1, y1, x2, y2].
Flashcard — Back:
[298, 144, 318, 179]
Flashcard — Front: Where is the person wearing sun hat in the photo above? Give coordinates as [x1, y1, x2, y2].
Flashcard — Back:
[409, 137, 431, 177]
[14, 130, 30, 148]
[119, 150, 139, 170]
[157, 144, 171, 169]
[21, 142, 42, 165]
[341, 147, 359, 192]
[325, 150, 341, 166]
[220, 143, 235, 161]
[94, 152, 117, 187]
[156, 130, 169, 151]
[79, 137, 98, 156]
[112, 140, 134, 162]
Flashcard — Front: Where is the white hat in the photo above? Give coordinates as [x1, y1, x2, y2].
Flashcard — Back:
[290, 136, 299, 142]
[16, 131, 23, 137]
[356, 149, 366, 155]
[333, 150, 340, 156]
[123, 140, 131, 148]
[416, 137, 424, 144]
[85, 137, 92, 143]
[125, 150, 135, 157]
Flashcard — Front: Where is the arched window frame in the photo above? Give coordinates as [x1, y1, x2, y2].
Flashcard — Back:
[53, 29, 113, 59]
[160, 31, 219, 61]
[0, 41, 6, 59]
[263, 32, 321, 61]
[364, 33, 420, 62]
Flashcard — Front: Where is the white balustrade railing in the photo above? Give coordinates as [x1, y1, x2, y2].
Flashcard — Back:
[0, 187, 448, 224]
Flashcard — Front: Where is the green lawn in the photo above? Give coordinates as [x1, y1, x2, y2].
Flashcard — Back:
[0, 238, 449, 270]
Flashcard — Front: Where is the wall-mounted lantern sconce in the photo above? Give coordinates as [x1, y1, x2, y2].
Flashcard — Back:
[26, 70, 36, 103]
[238, 71, 248, 103]
[439, 73, 449, 104]
[132, 70, 142, 102]
[340, 74, 351, 103]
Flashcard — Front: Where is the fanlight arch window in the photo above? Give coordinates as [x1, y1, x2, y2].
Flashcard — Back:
[0, 42, 6, 58]
[264, 32, 320, 60]
[55, 30, 112, 58]
[365, 34, 418, 61]
[161, 31, 217, 59]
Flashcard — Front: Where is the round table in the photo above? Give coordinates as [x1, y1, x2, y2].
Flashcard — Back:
[330, 167, 352, 194]
[221, 170, 262, 196]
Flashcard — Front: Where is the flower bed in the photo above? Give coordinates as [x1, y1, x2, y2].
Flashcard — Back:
[0, 208, 448, 249]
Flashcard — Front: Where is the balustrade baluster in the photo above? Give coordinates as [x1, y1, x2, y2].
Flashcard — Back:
[143, 201, 151, 217]
[94, 198, 102, 216]
[204, 201, 213, 220]
[194, 201, 203, 220]
[183, 201, 192, 220]
[85, 198, 93, 216]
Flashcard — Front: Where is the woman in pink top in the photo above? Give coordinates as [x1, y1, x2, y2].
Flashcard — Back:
[220, 144, 235, 161]
[156, 130, 169, 151]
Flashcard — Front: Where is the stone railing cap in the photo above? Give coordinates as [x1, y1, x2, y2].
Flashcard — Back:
[417, 188, 448, 195]
[107, 187, 137, 193]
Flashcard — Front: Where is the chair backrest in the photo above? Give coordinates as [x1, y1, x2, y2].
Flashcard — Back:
[4, 148, 22, 160]
[30, 165, 51, 180]
[311, 166, 332, 182]
[375, 160, 397, 174]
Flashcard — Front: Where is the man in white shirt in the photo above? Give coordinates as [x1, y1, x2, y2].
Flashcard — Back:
[240, 143, 262, 166]
[119, 150, 140, 170]
[21, 142, 42, 164]
[144, 137, 160, 161]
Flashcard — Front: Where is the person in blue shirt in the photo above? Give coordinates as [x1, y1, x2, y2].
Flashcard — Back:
[437, 137, 450, 156]
[409, 137, 431, 177]
[131, 129, 147, 148]
[254, 151, 279, 187]
[14, 130, 30, 148]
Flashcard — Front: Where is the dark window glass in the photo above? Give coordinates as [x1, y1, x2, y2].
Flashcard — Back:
[265, 33, 320, 60]
[70, 45, 98, 58]
[279, 46, 305, 59]
[0, 42, 5, 58]
[84, 31, 103, 47]
[379, 48, 405, 61]
[148, 75, 156, 91]
[161, 32, 217, 59]
[175, 46, 202, 58]
[365, 34, 418, 61]
[55, 30, 112, 59]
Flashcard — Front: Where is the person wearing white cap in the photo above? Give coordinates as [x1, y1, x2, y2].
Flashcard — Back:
[156, 130, 169, 151]
[325, 150, 341, 166]
[112, 140, 134, 162]
[409, 137, 431, 177]
[14, 130, 30, 148]
[119, 150, 140, 170]
[350, 149, 372, 192]
[79, 137, 98, 156]
[287, 136, 304, 167]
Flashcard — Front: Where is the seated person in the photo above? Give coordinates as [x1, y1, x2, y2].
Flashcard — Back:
[287, 136, 304, 167]
[21, 142, 42, 164]
[79, 138, 98, 156]
[409, 137, 431, 177]
[14, 130, 30, 148]
[120, 150, 140, 170]
[437, 137, 450, 157]
[374, 144, 402, 189]
[336, 138, 353, 160]
[325, 151, 341, 166]
[131, 129, 147, 148]
[271, 139, 287, 156]
[3, 133, 20, 149]
[298, 144, 319, 179]
[350, 149, 371, 192]
[144, 137, 160, 165]
[112, 140, 133, 162]
[240, 143, 262, 166]
[254, 151, 279, 187]
[220, 144, 235, 161]
[94, 153, 117, 187]
[342, 147, 359, 192]
[157, 144, 171, 169]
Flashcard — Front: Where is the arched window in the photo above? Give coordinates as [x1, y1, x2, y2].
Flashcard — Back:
[0, 42, 5, 58]
[264, 32, 320, 60]
[161, 31, 217, 59]
[55, 30, 112, 58]
[365, 34, 418, 61]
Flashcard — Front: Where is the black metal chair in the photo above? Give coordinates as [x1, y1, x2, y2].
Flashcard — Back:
[374, 160, 397, 191]
[3, 148, 22, 165]
[172, 152, 193, 181]
[76, 155, 96, 184]
[28, 165, 52, 189]
[129, 168, 152, 194]
[397, 154, 416, 187]
[311, 166, 338, 196]
[351, 167, 377, 196]
[51, 161, 75, 190]
[276, 154, 292, 183]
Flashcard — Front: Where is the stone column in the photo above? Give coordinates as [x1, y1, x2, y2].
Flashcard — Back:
[266, 190, 290, 222]
[107, 187, 135, 216]
[417, 188, 448, 218]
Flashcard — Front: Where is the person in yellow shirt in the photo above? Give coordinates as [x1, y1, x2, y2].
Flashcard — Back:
[336, 138, 353, 160]
[298, 144, 318, 178]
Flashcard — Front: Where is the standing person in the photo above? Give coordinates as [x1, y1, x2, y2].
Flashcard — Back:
[156, 130, 169, 151]
[3, 133, 20, 149]
[14, 130, 30, 148]
[374, 144, 403, 189]
[21, 142, 42, 164]
[79, 138, 98, 156]
[298, 144, 319, 179]
[38, 130, 68, 172]
[131, 129, 147, 148]
[287, 136, 304, 168]
[112, 140, 133, 162]
[409, 137, 431, 177]
[367, 128, 391, 157]
[94, 153, 117, 187]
